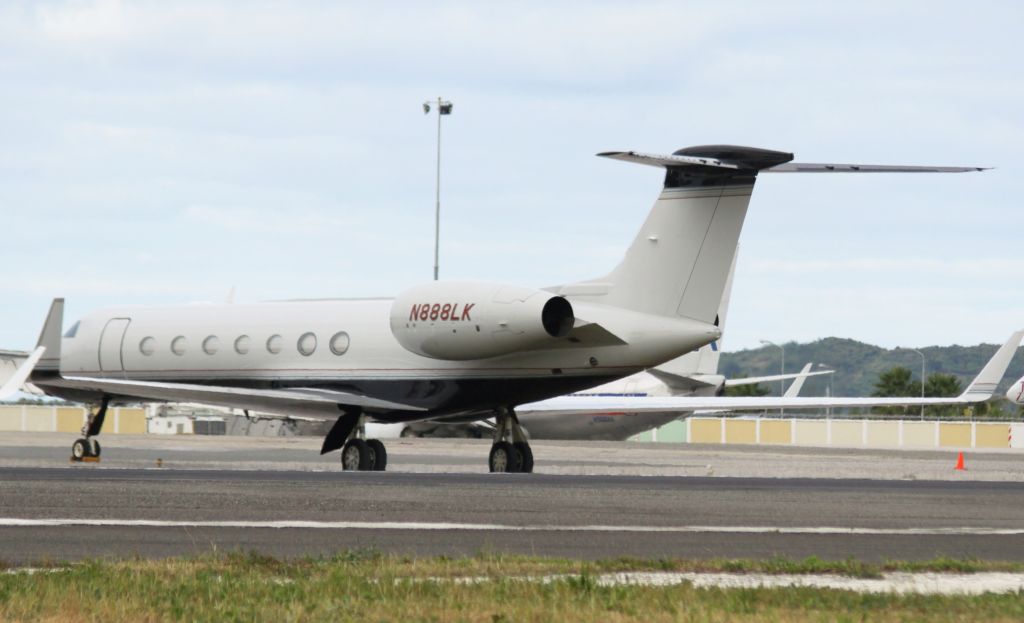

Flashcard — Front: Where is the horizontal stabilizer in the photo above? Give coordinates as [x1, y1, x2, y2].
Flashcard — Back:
[647, 368, 717, 393]
[598, 145, 794, 172]
[764, 162, 988, 173]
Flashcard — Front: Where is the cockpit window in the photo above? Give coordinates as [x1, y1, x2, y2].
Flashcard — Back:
[64, 321, 81, 338]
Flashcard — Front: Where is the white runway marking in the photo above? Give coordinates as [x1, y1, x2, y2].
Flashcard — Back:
[0, 518, 1022, 536]
[426, 572, 1024, 595]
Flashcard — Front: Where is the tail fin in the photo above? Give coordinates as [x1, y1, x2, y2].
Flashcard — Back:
[0, 347, 45, 400]
[35, 298, 63, 372]
[782, 363, 814, 397]
[652, 245, 739, 378]
[552, 145, 792, 323]
[959, 329, 1024, 399]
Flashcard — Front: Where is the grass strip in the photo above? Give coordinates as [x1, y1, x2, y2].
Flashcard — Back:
[1, 551, 1023, 622]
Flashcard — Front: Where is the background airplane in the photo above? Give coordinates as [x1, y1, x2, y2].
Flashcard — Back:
[524, 329, 1023, 420]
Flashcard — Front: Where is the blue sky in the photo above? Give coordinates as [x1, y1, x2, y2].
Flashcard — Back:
[1, 1, 1021, 352]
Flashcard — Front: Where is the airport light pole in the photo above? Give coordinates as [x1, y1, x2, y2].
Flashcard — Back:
[905, 347, 925, 420]
[423, 97, 453, 281]
[760, 339, 785, 416]
[820, 364, 835, 418]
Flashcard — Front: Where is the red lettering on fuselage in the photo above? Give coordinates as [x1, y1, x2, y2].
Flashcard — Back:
[409, 302, 476, 323]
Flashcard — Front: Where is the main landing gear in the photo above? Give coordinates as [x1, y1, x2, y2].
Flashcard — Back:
[321, 408, 388, 471]
[341, 437, 388, 472]
[489, 408, 533, 473]
[71, 397, 108, 462]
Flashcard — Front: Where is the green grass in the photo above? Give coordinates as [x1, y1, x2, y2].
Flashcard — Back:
[2, 552, 1024, 622]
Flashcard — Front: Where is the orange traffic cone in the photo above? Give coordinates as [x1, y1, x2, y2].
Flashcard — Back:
[954, 452, 965, 471]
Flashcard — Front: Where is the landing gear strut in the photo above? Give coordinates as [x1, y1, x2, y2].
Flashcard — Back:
[322, 409, 388, 472]
[489, 408, 533, 473]
[71, 397, 108, 462]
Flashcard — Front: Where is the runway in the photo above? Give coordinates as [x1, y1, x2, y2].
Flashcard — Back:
[3, 463, 1024, 563]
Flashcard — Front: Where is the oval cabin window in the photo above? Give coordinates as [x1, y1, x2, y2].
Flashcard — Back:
[139, 337, 156, 356]
[297, 332, 317, 356]
[171, 336, 187, 356]
[234, 335, 251, 355]
[266, 334, 283, 355]
[202, 335, 219, 355]
[330, 332, 350, 356]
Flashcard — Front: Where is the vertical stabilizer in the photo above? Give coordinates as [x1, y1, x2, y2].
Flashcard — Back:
[653, 246, 739, 378]
[35, 298, 64, 372]
[551, 146, 792, 325]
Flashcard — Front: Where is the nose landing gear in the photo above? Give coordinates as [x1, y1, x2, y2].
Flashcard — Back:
[71, 397, 108, 463]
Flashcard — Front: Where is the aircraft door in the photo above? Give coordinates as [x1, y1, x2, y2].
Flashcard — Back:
[98, 318, 131, 375]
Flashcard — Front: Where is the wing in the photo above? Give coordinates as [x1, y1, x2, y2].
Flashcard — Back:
[49, 376, 425, 421]
[521, 329, 1023, 416]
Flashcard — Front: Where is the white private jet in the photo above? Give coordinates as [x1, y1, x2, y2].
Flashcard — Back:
[1005, 376, 1024, 405]
[524, 329, 1023, 420]
[0, 145, 986, 472]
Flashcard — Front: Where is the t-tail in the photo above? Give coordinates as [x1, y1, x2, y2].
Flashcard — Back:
[551, 145, 985, 326]
[551, 146, 793, 325]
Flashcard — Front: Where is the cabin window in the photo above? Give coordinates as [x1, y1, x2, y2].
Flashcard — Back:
[297, 332, 317, 356]
[330, 331, 350, 356]
[139, 337, 155, 356]
[266, 334, 283, 355]
[234, 335, 251, 355]
[171, 336, 187, 356]
[202, 335, 220, 355]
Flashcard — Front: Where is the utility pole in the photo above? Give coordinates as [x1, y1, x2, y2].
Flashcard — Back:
[760, 339, 785, 416]
[423, 97, 453, 280]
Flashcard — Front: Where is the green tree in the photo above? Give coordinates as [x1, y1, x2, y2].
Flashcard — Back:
[923, 372, 963, 417]
[872, 366, 920, 415]
[724, 378, 771, 397]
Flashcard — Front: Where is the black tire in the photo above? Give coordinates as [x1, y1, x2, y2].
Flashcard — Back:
[88, 438, 101, 458]
[341, 439, 374, 471]
[366, 439, 387, 471]
[71, 438, 88, 461]
[489, 441, 522, 473]
[513, 441, 533, 474]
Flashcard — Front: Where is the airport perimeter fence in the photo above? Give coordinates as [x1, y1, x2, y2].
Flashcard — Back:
[635, 416, 1024, 450]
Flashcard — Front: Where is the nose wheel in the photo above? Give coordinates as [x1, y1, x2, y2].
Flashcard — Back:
[71, 398, 107, 463]
[489, 408, 533, 473]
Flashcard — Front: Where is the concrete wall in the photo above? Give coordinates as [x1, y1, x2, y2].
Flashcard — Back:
[0, 405, 146, 434]
[643, 417, 1016, 450]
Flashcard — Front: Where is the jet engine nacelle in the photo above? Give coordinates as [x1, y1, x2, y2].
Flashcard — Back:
[390, 281, 575, 360]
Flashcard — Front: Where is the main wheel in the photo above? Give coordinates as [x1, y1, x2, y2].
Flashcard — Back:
[87, 438, 101, 458]
[489, 441, 522, 473]
[71, 438, 88, 461]
[341, 439, 374, 471]
[366, 439, 387, 471]
[513, 441, 533, 474]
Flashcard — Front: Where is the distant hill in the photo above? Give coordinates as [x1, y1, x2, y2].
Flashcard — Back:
[719, 337, 1024, 400]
